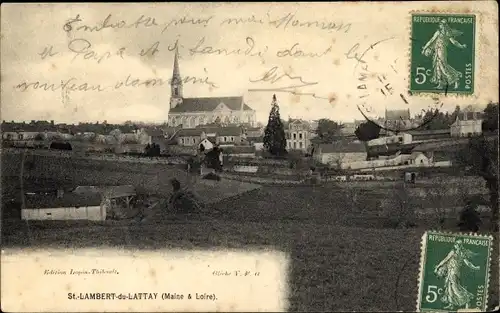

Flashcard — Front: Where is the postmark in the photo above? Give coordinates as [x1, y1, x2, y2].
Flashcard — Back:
[416, 231, 493, 312]
[410, 13, 476, 95]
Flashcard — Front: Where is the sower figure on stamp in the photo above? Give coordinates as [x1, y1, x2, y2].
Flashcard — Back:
[433, 239, 480, 310]
[421, 19, 467, 90]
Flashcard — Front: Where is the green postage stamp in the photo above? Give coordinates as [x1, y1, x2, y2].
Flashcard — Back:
[410, 14, 476, 95]
[417, 231, 493, 312]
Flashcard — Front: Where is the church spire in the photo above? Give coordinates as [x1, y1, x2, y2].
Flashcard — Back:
[170, 45, 183, 109]
[172, 45, 181, 80]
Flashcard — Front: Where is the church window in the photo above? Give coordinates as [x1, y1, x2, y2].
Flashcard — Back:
[180, 138, 184, 144]
[299, 142, 303, 149]
[299, 133, 303, 140]
[192, 138, 196, 144]
[293, 133, 297, 140]
[223, 136, 227, 142]
[293, 142, 296, 149]
[230, 136, 234, 142]
[173, 86, 178, 96]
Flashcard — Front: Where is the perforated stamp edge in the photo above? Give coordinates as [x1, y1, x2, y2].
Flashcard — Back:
[407, 10, 482, 99]
[415, 230, 494, 313]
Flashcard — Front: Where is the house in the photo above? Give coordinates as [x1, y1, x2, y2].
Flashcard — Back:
[1, 122, 58, 141]
[400, 152, 430, 166]
[314, 141, 367, 167]
[167, 48, 256, 128]
[199, 138, 214, 152]
[406, 129, 451, 141]
[176, 128, 205, 147]
[450, 111, 483, 137]
[215, 126, 245, 146]
[22, 191, 105, 221]
[340, 120, 364, 136]
[244, 127, 264, 142]
[137, 128, 165, 145]
[174, 126, 245, 147]
[286, 119, 312, 151]
[367, 133, 413, 146]
[384, 109, 412, 130]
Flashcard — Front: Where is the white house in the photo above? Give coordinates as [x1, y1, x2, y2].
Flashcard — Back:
[367, 133, 413, 146]
[199, 138, 214, 151]
[450, 111, 483, 137]
[22, 185, 141, 221]
[286, 119, 312, 152]
[22, 191, 105, 221]
[314, 141, 367, 167]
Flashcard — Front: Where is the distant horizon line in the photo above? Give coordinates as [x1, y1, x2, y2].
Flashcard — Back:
[3, 114, 425, 126]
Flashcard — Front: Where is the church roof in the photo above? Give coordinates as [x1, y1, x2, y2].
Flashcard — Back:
[169, 97, 253, 113]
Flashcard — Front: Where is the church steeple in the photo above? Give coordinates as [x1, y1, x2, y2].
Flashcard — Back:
[170, 46, 183, 109]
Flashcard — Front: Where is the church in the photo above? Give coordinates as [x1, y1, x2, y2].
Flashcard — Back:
[167, 49, 257, 128]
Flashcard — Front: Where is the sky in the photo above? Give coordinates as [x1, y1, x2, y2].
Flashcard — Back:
[1, 2, 498, 125]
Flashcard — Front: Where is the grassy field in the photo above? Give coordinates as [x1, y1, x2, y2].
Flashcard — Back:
[1, 153, 498, 311]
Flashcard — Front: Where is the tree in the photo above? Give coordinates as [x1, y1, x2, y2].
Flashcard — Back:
[263, 94, 287, 156]
[355, 121, 381, 142]
[421, 109, 451, 130]
[482, 102, 498, 132]
[450, 105, 461, 123]
[454, 135, 498, 231]
[204, 146, 223, 172]
[315, 119, 343, 143]
[34, 133, 45, 141]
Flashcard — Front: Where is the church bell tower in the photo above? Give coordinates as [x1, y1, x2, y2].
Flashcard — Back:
[170, 46, 183, 109]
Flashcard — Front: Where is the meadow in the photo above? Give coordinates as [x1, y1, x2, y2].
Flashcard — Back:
[1, 152, 498, 311]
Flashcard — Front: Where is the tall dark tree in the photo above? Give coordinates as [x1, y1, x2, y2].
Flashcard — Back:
[263, 94, 287, 156]
[454, 135, 498, 232]
[482, 102, 499, 132]
[355, 121, 381, 142]
[315, 119, 343, 143]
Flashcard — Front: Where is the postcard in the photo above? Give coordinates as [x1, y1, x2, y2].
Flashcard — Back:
[1, 1, 498, 312]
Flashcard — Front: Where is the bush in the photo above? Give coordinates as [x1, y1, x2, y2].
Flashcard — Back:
[382, 184, 417, 228]
[202, 172, 221, 181]
[457, 196, 484, 232]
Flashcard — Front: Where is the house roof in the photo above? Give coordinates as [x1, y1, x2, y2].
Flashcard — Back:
[216, 126, 243, 136]
[142, 128, 164, 136]
[177, 128, 205, 137]
[175, 126, 243, 138]
[385, 109, 410, 120]
[24, 192, 103, 209]
[169, 97, 253, 113]
[317, 141, 366, 153]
